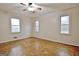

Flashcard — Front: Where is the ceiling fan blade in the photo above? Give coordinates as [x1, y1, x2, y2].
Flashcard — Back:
[37, 8, 42, 10]
[20, 3, 26, 6]
[29, 3, 32, 6]
[20, 3, 32, 6]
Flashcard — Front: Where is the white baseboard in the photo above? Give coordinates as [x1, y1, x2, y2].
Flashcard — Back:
[33, 36, 79, 47]
[0, 36, 79, 47]
[0, 36, 30, 44]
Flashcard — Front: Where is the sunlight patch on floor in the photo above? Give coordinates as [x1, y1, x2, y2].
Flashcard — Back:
[9, 45, 23, 56]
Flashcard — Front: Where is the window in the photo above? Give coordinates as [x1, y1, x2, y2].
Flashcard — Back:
[60, 16, 69, 34]
[35, 20, 39, 32]
[11, 18, 20, 33]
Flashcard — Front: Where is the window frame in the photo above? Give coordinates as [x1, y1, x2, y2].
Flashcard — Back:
[10, 18, 21, 33]
[60, 15, 71, 35]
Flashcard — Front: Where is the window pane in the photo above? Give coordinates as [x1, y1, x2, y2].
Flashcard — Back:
[11, 26, 20, 32]
[36, 21, 39, 26]
[11, 18, 20, 33]
[61, 24, 69, 33]
[61, 16, 69, 24]
[35, 21, 39, 32]
[11, 18, 20, 25]
[60, 16, 69, 34]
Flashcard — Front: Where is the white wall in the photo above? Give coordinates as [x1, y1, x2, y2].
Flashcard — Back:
[0, 11, 31, 43]
[33, 7, 79, 46]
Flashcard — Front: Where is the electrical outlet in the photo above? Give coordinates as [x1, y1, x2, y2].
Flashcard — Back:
[13, 36, 18, 39]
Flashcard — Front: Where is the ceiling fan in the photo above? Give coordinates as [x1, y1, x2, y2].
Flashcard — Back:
[20, 3, 42, 13]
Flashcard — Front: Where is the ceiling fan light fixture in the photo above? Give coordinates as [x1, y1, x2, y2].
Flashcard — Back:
[28, 7, 35, 12]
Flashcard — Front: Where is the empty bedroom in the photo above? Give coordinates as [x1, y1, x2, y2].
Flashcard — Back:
[0, 3, 79, 56]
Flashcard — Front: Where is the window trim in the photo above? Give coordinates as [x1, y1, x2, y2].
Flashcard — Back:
[10, 18, 21, 33]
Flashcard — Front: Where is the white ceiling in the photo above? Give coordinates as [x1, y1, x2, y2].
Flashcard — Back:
[0, 3, 79, 17]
